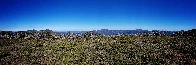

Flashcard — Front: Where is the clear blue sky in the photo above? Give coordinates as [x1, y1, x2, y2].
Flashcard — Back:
[0, 0, 196, 31]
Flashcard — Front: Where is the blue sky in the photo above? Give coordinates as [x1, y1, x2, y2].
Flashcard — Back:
[0, 0, 196, 31]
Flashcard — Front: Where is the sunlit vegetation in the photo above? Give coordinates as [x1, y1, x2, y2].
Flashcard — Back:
[0, 30, 196, 64]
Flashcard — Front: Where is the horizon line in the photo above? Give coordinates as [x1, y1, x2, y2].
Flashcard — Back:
[0, 28, 194, 31]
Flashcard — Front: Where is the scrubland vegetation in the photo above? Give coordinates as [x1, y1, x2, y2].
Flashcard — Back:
[0, 35, 195, 65]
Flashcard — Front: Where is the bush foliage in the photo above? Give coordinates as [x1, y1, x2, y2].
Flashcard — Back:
[0, 35, 195, 64]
